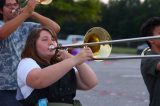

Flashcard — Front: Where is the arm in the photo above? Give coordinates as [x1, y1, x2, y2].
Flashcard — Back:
[0, 0, 60, 40]
[0, 13, 30, 40]
[27, 58, 77, 89]
[26, 48, 96, 89]
[30, 12, 60, 33]
[75, 63, 98, 90]
[156, 62, 160, 71]
[0, 0, 36, 40]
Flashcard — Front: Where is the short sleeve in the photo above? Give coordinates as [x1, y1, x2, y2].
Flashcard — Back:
[24, 22, 41, 31]
[17, 58, 40, 85]
[17, 58, 41, 99]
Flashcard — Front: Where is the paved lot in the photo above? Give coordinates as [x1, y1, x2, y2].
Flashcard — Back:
[76, 54, 149, 106]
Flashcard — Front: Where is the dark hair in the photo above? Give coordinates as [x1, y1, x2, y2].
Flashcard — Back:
[0, 0, 5, 20]
[0, 0, 18, 7]
[140, 17, 160, 37]
[140, 17, 160, 47]
[0, 0, 5, 8]
[0, 0, 18, 20]
[21, 26, 58, 65]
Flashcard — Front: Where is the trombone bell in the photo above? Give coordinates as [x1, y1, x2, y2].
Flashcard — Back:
[37, 0, 52, 5]
[84, 27, 112, 58]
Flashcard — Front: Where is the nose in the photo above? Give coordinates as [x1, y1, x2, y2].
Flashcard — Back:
[49, 40, 54, 45]
[10, 4, 18, 9]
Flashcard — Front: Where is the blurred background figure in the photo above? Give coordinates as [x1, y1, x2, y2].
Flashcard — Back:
[0, 0, 60, 105]
[140, 17, 160, 106]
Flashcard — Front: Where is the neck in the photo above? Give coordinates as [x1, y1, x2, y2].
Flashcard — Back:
[41, 57, 51, 64]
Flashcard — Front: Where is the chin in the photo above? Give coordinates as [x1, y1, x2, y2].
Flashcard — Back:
[49, 53, 55, 56]
[8, 16, 15, 21]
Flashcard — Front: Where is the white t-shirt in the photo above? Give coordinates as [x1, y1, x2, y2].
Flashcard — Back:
[16, 58, 41, 100]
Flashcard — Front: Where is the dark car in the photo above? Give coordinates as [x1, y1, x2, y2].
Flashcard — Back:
[136, 43, 149, 54]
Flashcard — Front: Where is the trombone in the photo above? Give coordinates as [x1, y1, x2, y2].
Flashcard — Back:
[49, 27, 160, 60]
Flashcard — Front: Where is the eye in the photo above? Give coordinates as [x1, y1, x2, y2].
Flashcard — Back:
[42, 38, 48, 41]
[5, 4, 11, 7]
[51, 38, 55, 41]
[5, 3, 18, 7]
[13, 3, 18, 6]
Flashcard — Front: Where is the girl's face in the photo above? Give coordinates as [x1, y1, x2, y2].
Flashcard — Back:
[36, 30, 57, 61]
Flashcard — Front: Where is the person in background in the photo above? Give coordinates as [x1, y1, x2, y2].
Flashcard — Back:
[16, 26, 98, 106]
[0, 0, 60, 105]
[70, 38, 81, 55]
[140, 17, 160, 106]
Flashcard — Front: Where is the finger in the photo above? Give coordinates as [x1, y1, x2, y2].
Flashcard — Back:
[84, 46, 91, 50]
[57, 56, 63, 61]
[58, 50, 64, 55]
[56, 52, 61, 57]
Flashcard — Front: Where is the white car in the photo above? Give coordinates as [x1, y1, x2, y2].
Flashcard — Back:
[58, 35, 84, 55]
[67, 35, 84, 44]
[58, 35, 84, 45]
[136, 43, 149, 54]
[58, 39, 70, 45]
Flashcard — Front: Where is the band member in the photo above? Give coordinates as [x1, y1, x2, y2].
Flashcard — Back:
[140, 17, 160, 106]
[16, 27, 98, 106]
[0, 0, 60, 105]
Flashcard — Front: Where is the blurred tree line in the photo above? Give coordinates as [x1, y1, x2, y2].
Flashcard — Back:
[35, 0, 101, 39]
[22, 0, 160, 47]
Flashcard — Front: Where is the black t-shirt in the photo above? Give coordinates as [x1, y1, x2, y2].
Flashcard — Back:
[141, 51, 160, 106]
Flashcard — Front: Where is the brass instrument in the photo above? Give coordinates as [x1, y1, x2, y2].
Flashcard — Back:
[83, 27, 112, 59]
[49, 27, 160, 60]
[37, 0, 52, 5]
[12, 0, 52, 13]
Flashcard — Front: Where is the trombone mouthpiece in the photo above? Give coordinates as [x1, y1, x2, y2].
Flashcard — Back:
[49, 45, 56, 51]
[11, 7, 19, 14]
[11, 9, 16, 13]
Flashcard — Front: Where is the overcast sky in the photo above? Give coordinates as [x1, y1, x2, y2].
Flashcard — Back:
[100, 0, 108, 4]
[100, 0, 145, 4]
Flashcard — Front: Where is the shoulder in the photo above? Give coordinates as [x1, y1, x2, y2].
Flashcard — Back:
[19, 22, 41, 33]
[18, 58, 39, 67]
[17, 58, 40, 72]
[22, 22, 41, 27]
[17, 58, 41, 79]
[20, 58, 36, 62]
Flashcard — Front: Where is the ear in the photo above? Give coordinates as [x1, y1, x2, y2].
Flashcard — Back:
[148, 40, 155, 46]
[148, 40, 154, 44]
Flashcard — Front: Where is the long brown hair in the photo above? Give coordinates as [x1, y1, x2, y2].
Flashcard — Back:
[21, 26, 58, 65]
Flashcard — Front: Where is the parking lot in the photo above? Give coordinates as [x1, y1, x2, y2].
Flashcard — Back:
[76, 54, 149, 106]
